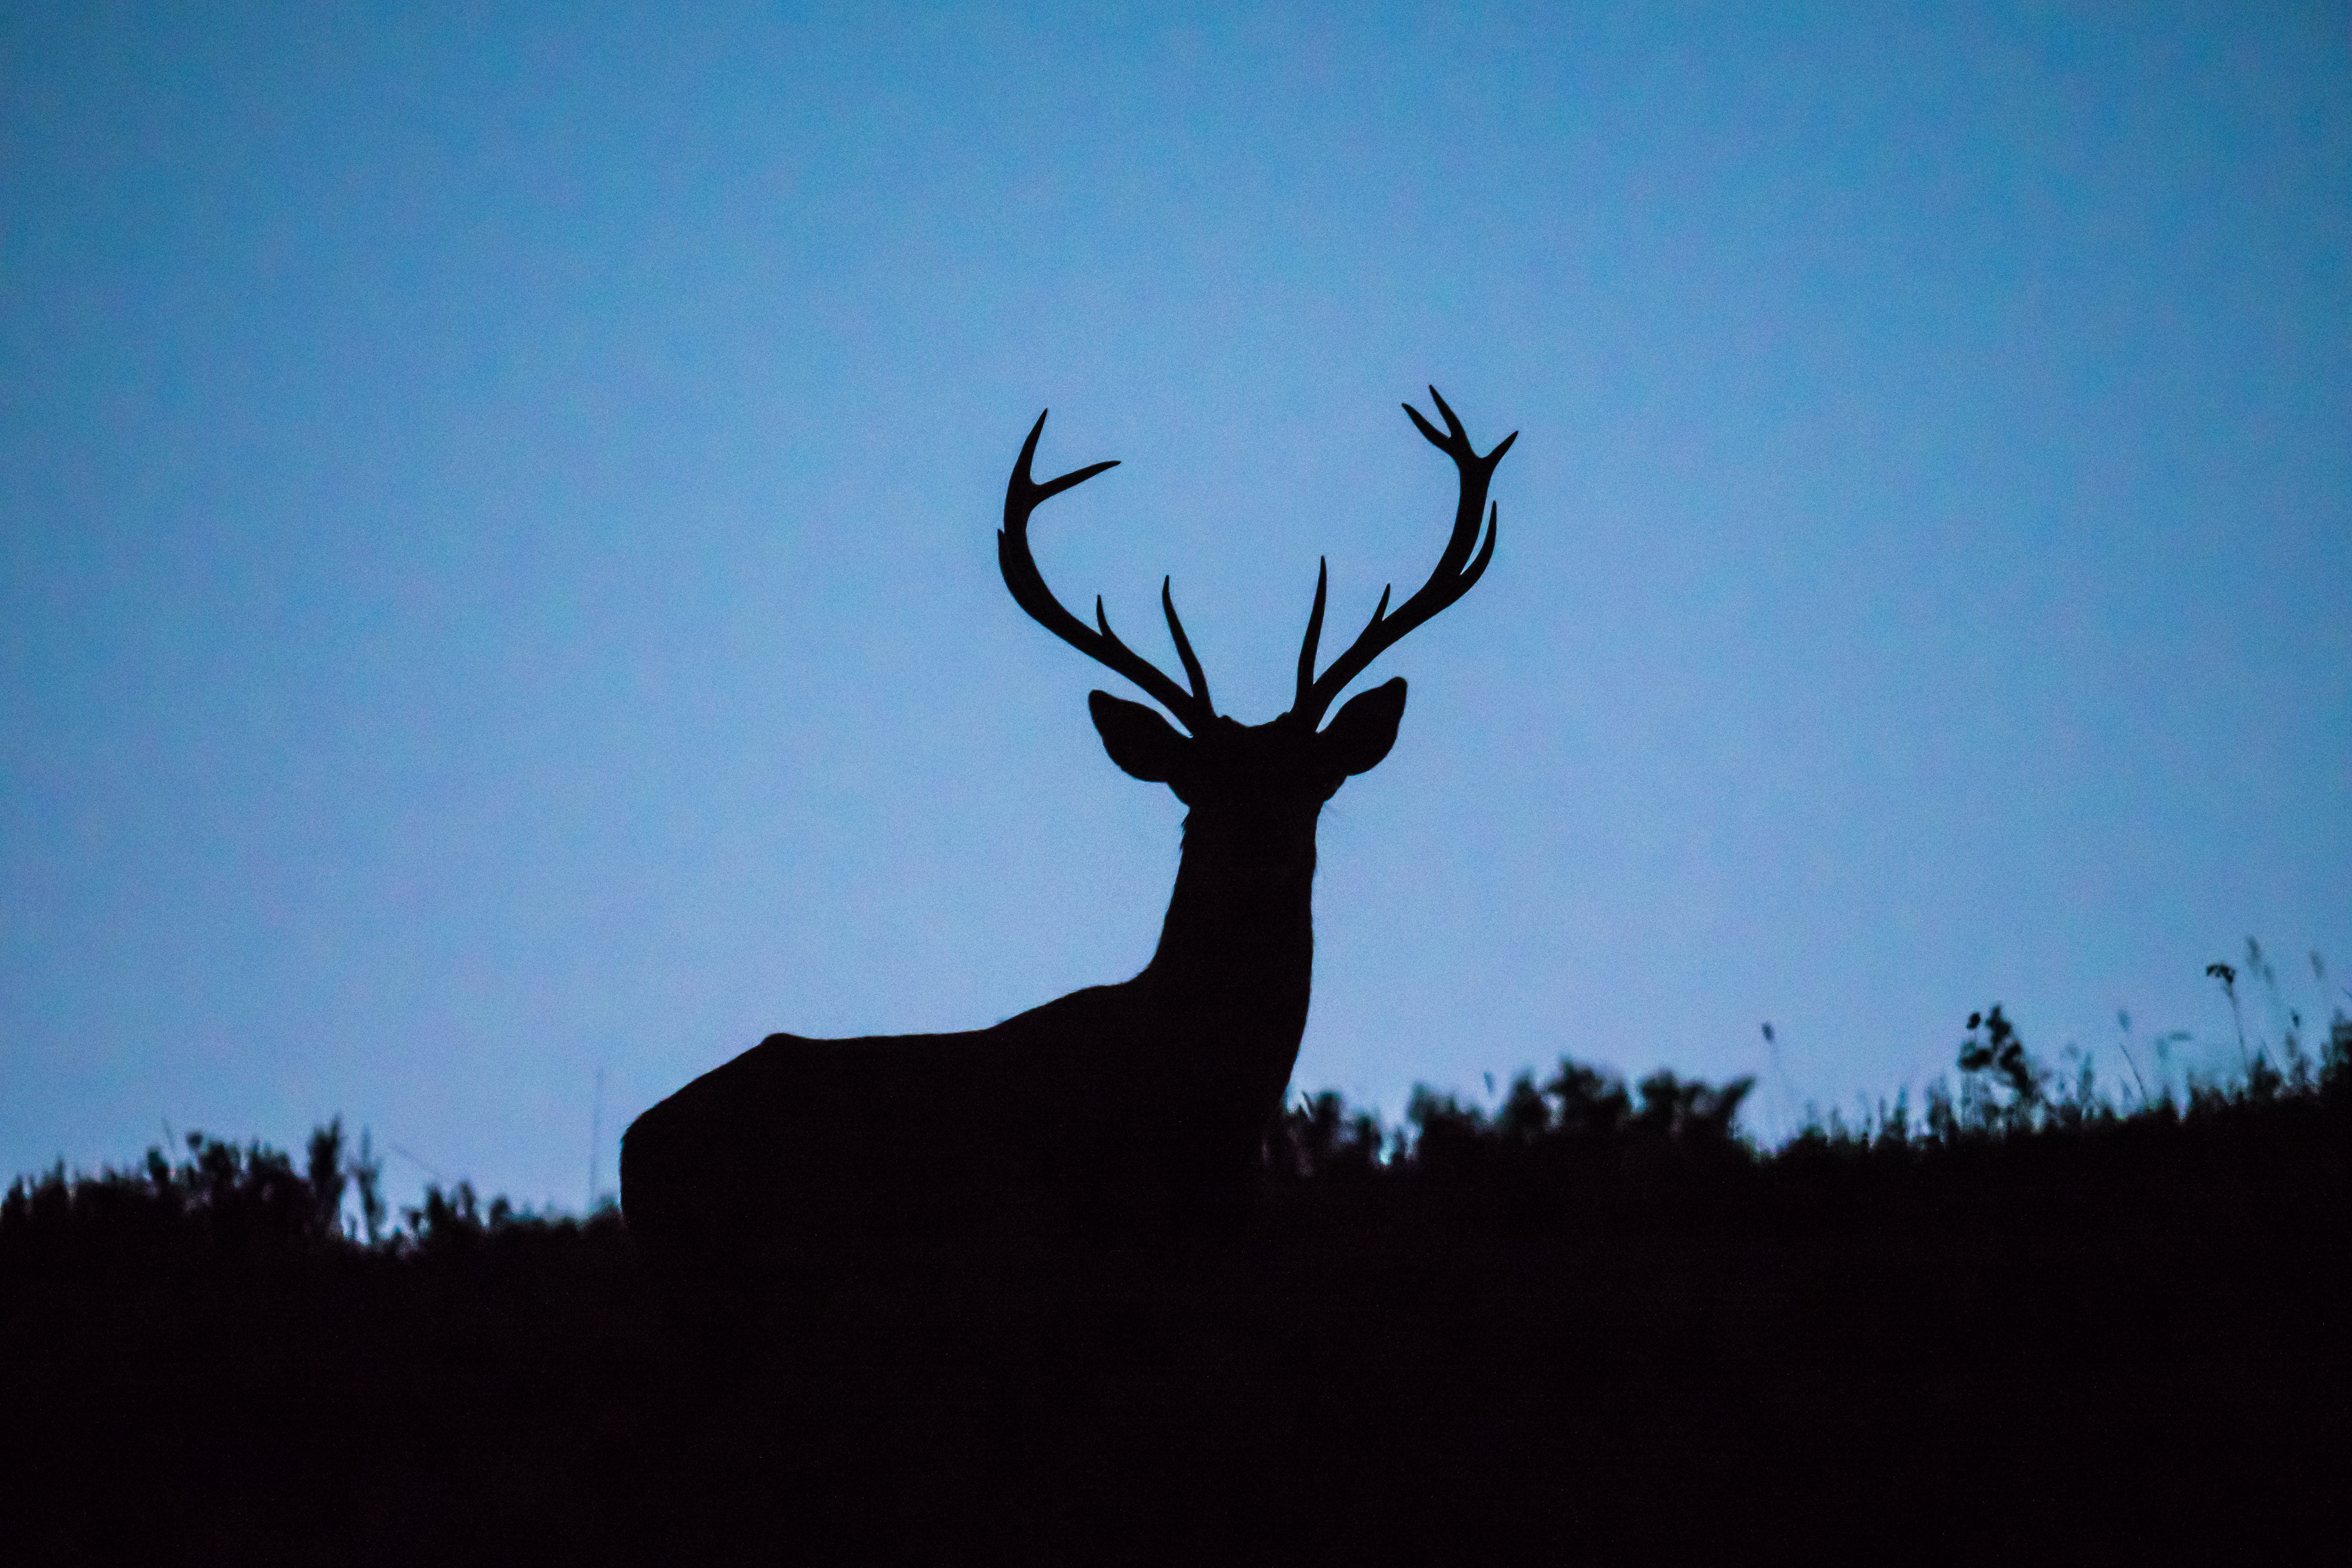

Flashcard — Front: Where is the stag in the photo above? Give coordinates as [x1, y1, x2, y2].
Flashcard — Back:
[622, 391, 1514, 1249]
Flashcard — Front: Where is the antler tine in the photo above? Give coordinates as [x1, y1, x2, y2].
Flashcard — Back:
[1293, 558, 1328, 712]
[999, 410, 1213, 732]
[1292, 388, 1514, 726]
[1161, 578, 1213, 715]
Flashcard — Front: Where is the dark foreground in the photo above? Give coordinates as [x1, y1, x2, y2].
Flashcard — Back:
[5, 1103, 2345, 1566]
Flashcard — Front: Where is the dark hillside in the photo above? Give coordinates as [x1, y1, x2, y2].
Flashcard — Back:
[5, 1030, 2346, 1562]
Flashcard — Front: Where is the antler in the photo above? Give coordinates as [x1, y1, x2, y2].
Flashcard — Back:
[998, 411, 1215, 733]
[1291, 387, 1515, 726]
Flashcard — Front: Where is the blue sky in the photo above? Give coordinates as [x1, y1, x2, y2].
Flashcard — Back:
[5, 3, 2347, 1210]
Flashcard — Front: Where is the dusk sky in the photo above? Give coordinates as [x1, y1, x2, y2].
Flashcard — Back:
[5, 4, 2346, 1213]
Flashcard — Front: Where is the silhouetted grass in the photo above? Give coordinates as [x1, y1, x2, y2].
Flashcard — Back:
[5, 997, 2346, 1560]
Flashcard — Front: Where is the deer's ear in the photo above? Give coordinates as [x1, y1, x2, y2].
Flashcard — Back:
[1320, 677, 1407, 777]
[1090, 691, 1190, 782]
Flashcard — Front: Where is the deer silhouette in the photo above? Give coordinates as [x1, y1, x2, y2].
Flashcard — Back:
[622, 390, 1514, 1249]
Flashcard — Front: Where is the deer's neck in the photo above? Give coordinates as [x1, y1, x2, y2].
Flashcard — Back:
[1139, 811, 1319, 1058]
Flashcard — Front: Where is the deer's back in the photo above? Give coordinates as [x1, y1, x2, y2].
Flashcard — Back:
[620, 980, 1232, 1250]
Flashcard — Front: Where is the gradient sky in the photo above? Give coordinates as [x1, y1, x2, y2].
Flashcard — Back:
[5, 3, 2347, 1212]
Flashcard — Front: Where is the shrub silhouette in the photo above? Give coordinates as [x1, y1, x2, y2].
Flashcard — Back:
[1958, 1004, 2038, 1104]
[1266, 1090, 1389, 1183]
[0, 1122, 630, 1274]
[1328, 1059, 1760, 1208]
[8, 992, 2347, 1267]
[0, 1129, 343, 1271]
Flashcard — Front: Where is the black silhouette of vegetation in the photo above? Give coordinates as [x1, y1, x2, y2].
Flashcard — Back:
[6, 974, 2346, 1559]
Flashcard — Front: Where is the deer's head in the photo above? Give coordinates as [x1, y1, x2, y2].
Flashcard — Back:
[1000, 389, 1515, 861]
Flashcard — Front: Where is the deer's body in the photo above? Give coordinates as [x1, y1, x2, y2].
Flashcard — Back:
[622, 805, 1318, 1239]
[622, 392, 1512, 1251]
